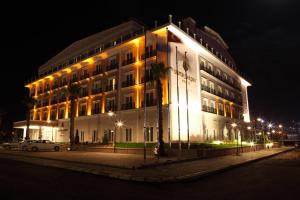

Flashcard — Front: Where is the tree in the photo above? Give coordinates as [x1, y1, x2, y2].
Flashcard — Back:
[22, 96, 37, 140]
[151, 62, 170, 156]
[67, 83, 81, 150]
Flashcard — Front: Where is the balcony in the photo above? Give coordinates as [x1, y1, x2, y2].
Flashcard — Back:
[58, 113, 65, 119]
[121, 102, 135, 110]
[70, 77, 78, 83]
[50, 115, 56, 121]
[92, 108, 101, 115]
[52, 84, 59, 90]
[92, 88, 102, 95]
[141, 99, 157, 107]
[80, 73, 89, 80]
[62, 80, 68, 86]
[122, 58, 135, 66]
[141, 50, 157, 60]
[105, 84, 117, 92]
[37, 90, 43, 95]
[51, 99, 58, 105]
[59, 97, 66, 103]
[122, 79, 135, 88]
[106, 63, 118, 71]
[141, 75, 154, 83]
[79, 91, 88, 98]
[201, 85, 218, 96]
[92, 69, 103, 76]
[202, 105, 217, 114]
[218, 109, 224, 116]
[200, 65, 241, 91]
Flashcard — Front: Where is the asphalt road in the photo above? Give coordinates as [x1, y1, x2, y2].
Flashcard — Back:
[0, 150, 299, 200]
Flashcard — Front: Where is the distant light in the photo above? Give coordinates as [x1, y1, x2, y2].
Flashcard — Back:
[279, 124, 283, 128]
[212, 140, 223, 145]
[247, 126, 252, 130]
[47, 120, 51, 123]
[272, 130, 275, 133]
[268, 123, 273, 128]
[261, 119, 264, 123]
[231, 123, 237, 128]
[257, 118, 261, 121]
[250, 142, 255, 147]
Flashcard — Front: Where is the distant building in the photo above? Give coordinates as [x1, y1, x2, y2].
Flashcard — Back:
[14, 16, 251, 143]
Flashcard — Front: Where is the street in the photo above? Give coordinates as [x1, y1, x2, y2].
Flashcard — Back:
[0, 150, 299, 200]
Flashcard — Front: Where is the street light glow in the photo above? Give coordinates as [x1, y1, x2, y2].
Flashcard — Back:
[257, 118, 261, 121]
[231, 123, 237, 128]
[279, 124, 283, 128]
[272, 130, 275, 133]
[108, 111, 115, 117]
[268, 123, 272, 128]
[116, 121, 123, 127]
[247, 126, 251, 130]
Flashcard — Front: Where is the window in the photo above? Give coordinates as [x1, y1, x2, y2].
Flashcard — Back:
[79, 104, 87, 116]
[219, 103, 223, 111]
[108, 77, 116, 90]
[80, 131, 85, 142]
[125, 128, 132, 142]
[106, 130, 113, 142]
[126, 52, 133, 61]
[217, 85, 222, 94]
[223, 73, 228, 80]
[72, 73, 77, 81]
[202, 98, 208, 107]
[225, 89, 229, 97]
[125, 96, 133, 104]
[92, 101, 100, 114]
[146, 127, 153, 142]
[209, 81, 214, 90]
[201, 78, 207, 86]
[210, 100, 216, 109]
[216, 69, 221, 77]
[106, 98, 115, 111]
[59, 109, 65, 119]
[95, 64, 102, 72]
[93, 80, 101, 89]
[126, 73, 133, 82]
[81, 86, 88, 97]
[92, 130, 98, 143]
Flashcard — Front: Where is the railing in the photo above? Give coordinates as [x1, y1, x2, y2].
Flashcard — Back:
[200, 65, 241, 91]
[106, 63, 119, 71]
[141, 50, 157, 60]
[80, 73, 89, 80]
[92, 88, 102, 94]
[92, 69, 103, 76]
[202, 105, 217, 114]
[79, 91, 88, 98]
[105, 84, 117, 92]
[122, 58, 135, 66]
[70, 77, 78, 83]
[141, 99, 157, 107]
[122, 79, 135, 88]
[121, 102, 135, 110]
[59, 97, 66, 102]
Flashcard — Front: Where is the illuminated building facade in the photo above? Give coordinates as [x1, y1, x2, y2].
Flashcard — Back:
[14, 16, 251, 143]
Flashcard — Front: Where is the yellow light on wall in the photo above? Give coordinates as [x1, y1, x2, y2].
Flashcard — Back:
[65, 101, 69, 119]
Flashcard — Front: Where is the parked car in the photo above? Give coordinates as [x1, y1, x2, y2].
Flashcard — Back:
[2, 142, 21, 149]
[19, 140, 37, 151]
[27, 140, 61, 152]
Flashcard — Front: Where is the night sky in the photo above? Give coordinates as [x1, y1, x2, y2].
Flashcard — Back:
[1, 0, 299, 131]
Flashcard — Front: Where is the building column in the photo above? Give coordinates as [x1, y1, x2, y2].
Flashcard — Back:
[223, 100, 226, 117]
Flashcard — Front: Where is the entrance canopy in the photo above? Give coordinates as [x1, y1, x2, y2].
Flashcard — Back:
[14, 120, 58, 129]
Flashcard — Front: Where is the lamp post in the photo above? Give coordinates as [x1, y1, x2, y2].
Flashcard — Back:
[268, 123, 273, 141]
[108, 111, 123, 153]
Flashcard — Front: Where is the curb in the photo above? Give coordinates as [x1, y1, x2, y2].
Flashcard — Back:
[0, 147, 294, 183]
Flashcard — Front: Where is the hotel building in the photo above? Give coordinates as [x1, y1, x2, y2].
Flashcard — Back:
[14, 16, 251, 144]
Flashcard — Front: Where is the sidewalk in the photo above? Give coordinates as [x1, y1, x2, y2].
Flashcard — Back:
[0, 147, 293, 183]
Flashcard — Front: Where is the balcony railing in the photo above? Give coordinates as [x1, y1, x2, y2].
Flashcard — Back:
[122, 58, 135, 66]
[122, 79, 135, 88]
[200, 65, 241, 91]
[79, 91, 88, 98]
[70, 77, 78, 83]
[121, 102, 135, 110]
[92, 69, 103, 76]
[80, 73, 89, 80]
[141, 50, 157, 60]
[141, 99, 157, 107]
[92, 88, 102, 94]
[59, 97, 66, 102]
[105, 84, 117, 92]
[202, 105, 217, 114]
[106, 63, 118, 71]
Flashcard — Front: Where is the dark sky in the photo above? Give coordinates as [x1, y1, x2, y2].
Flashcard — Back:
[1, 0, 299, 131]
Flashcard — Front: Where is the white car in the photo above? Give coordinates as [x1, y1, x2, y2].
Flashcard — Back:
[19, 140, 37, 151]
[27, 140, 61, 152]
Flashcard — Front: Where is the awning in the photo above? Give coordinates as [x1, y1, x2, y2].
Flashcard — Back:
[14, 120, 58, 129]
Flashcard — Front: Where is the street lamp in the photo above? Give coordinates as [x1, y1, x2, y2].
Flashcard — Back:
[247, 126, 252, 143]
[232, 123, 239, 156]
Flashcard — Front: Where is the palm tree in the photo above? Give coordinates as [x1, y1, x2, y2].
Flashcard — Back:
[67, 83, 81, 150]
[22, 96, 37, 140]
[151, 62, 170, 156]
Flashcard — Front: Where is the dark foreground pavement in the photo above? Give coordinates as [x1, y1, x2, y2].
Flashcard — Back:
[0, 150, 299, 200]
